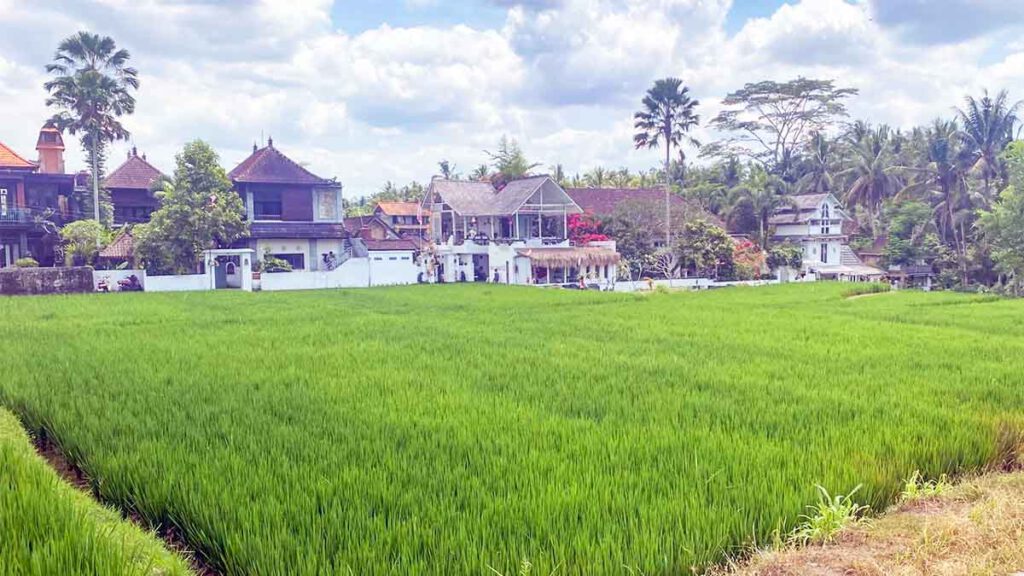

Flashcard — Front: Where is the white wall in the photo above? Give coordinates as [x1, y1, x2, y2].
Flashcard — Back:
[146, 274, 210, 292]
[615, 278, 712, 292]
[260, 252, 419, 291]
[256, 239, 311, 270]
[93, 269, 146, 291]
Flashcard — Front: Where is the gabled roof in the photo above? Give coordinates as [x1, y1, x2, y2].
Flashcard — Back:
[427, 176, 578, 216]
[0, 141, 37, 170]
[565, 187, 723, 227]
[343, 215, 399, 237]
[99, 231, 134, 259]
[105, 152, 164, 191]
[229, 140, 333, 186]
[768, 193, 844, 225]
[375, 201, 429, 217]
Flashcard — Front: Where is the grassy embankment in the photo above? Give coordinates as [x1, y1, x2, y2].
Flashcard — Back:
[0, 407, 193, 576]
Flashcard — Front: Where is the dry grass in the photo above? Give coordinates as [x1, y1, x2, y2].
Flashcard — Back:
[729, 472, 1024, 576]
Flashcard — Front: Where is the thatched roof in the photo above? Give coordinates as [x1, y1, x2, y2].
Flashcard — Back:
[516, 247, 620, 267]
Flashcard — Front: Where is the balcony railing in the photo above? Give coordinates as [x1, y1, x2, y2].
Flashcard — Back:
[0, 208, 32, 226]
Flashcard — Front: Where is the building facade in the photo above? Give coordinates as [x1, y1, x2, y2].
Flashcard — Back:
[228, 138, 348, 271]
[105, 148, 164, 225]
[770, 193, 883, 281]
[0, 125, 79, 267]
[373, 202, 430, 239]
[422, 176, 619, 285]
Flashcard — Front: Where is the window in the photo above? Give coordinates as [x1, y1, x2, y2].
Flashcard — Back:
[253, 190, 282, 220]
[820, 243, 829, 264]
[274, 253, 305, 270]
[114, 206, 154, 224]
[389, 256, 397, 261]
[0, 189, 7, 217]
[820, 203, 830, 219]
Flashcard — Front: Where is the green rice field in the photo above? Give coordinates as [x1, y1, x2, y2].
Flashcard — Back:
[0, 283, 1022, 575]
[0, 407, 192, 576]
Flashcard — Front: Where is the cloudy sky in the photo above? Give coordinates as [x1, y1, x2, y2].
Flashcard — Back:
[1, 0, 1023, 198]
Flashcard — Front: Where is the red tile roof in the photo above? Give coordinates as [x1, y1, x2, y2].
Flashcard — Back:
[375, 201, 430, 217]
[0, 141, 37, 170]
[104, 153, 164, 190]
[565, 187, 723, 227]
[99, 232, 134, 259]
[229, 141, 332, 185]
[364, 239, 419, 251]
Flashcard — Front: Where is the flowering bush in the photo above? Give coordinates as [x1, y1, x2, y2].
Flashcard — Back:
[568, 212, 609, 246]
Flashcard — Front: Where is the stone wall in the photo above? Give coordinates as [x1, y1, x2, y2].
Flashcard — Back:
[0, 267, 94, 295]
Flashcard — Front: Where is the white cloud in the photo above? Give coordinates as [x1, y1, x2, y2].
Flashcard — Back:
[1, 0, 1023, 197]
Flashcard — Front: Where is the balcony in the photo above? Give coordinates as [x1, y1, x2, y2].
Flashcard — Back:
[0, 208, 32, 227]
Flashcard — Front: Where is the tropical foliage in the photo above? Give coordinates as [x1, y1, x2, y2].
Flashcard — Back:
[44, 31, 139, 225]
[133, 140, 247, 274]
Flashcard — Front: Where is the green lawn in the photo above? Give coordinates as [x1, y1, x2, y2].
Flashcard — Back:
[0, 407, 193, 576]
[0, 284, 1021, 575]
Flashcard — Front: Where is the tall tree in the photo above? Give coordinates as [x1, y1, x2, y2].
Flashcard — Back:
[44, 31, 139, 227]
[897, 119, 970, 281]
[795, 132, 838, 194]
[438, 160, 458, 180]
[486, 136, 539, 180]
[978, 142, 1024, 294]
[841, 125, 901, 231]
[727, 165, 791, 248]
[706, 78, 857, 180]
[633, 77, 701, 249]
[957, 89, 1022, 202]
[134, 141, 247, 274]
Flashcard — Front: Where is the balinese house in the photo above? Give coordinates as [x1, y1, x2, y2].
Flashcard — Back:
[105, 147, 164, 225]
[770, 193, 884, 281]
[565, 187, 724, 247]
[228, 138, 347, 271]
[421, 176, 619, 285]
[373, 202, 430, 239]
[343, 214, 401, 242]
[0, 125, 79, 267]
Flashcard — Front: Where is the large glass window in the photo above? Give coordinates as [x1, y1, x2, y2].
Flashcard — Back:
[820, 243, 829, 264]
[274, 253, 305, 270]
[253, 190, 282, 220]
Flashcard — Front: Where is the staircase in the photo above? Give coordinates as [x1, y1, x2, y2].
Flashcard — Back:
[840, 245, 864, 267]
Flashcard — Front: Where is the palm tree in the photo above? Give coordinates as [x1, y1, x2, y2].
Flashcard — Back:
[584, 166, 610, 188]
[727, 166, 792, 248]
[957, 90, 1022, 201]
[796, 132, 836, 194]
[44, 31, 139, 226]
[841, 125, 901, 232]
[634, 78, 701, 247]
[897, 119, 971, 280]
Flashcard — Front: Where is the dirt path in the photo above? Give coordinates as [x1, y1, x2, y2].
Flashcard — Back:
[729, 473, 1024, 576]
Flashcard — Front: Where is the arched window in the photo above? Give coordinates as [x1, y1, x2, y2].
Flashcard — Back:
[225, 262, 237, 275]
[820, 202, 831, 235]
[820, 203, 830, 219]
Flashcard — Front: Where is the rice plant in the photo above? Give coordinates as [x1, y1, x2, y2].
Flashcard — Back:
[0, 408, 193, 576]
[901, 471, 951, 502]
[0, 282, 1020, 574]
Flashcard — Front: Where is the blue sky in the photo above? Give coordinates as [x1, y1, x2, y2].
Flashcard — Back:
[1, 0, 1023, 196]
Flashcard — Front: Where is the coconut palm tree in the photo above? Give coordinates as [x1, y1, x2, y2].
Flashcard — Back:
[44, 31, 139, 226]
[897, 119, 971, 282]
[841, 125, 901, 232]
[727, 165, 792, 248]
[957, 89, 1022, 201]
[634, 78, 701, 248]
[796, 132, 837, 194]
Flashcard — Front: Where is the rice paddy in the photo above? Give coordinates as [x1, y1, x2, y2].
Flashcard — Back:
[0, 283, 1021, 575]
[0, 407, 192, 576]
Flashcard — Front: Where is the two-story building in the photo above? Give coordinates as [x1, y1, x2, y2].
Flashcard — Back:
[422, 176, 619, 285]
[0, 125, 79, 267]
[373, 202, 430, 239]
[770, 193, 883, 281]
[228, 138, 348, 271]
[105, 147, 164, 226]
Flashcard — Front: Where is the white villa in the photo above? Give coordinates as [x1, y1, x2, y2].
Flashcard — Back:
[770, 193, 884, 281]
[421, 176, 620, 286]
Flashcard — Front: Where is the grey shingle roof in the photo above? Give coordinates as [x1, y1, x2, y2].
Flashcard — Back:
[428, 176, 578, 216]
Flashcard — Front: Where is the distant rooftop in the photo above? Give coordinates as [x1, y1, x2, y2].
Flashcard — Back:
[229, 138, 335, 186]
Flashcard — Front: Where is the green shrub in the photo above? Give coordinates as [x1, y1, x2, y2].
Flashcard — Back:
[13, 257, 39, 268]
[789, 485, 869, 545]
